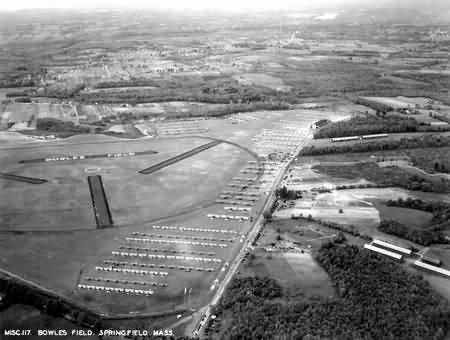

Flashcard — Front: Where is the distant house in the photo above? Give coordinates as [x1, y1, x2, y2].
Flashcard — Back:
[311, 119, 331, 129]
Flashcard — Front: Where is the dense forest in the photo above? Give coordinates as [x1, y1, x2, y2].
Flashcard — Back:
[300, 134, 450, 156]
[213, 244, 450, 340]
[314, 115, 420, 139]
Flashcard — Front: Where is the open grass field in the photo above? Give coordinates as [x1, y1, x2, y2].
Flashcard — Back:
[238, 218, 336, 299]
[239, 251, 335, 299]
[372, 200, 434, 228]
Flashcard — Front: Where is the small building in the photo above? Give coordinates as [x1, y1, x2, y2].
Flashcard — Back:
[311, 119, 331, 129]
[421, 256, 442, 267]
[361, 133, 389, 140]
[331, 136, 360, 143]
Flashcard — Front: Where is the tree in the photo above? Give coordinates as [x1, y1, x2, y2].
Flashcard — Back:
[263, 211, 272, 221]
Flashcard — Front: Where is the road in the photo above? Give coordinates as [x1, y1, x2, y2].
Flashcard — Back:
[188, 128, 313, 338]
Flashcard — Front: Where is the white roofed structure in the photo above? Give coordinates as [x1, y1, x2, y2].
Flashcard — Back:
[372, 239, 412, 255]
[364, 244, 403, 261]
[413, 260, 450, 277]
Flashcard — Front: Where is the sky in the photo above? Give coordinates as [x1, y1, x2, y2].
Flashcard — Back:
[0, 0, 351, 11]
[1, 0, 447, 12]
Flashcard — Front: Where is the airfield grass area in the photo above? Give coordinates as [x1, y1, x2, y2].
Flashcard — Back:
[0, 135, 250, 231]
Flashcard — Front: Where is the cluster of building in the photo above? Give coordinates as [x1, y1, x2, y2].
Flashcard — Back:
[228, 183, 262, 189]
[130, 232, 234, 243]
[364, 239, 449, 278]
[157, 120, 208, 136]
[228, 113, 258, 124]
[151, 225, 238, 234]
[111, 251, 222, 263]
[126, 237, 229, 248]
[85, 276, 167, 287]
[216, 199, 255, 206]
[119, 245, 215, 257]
[77, 284, 154, 296]
[44, 155, 85, 162]
[78, 220, 242, 295]
[252, 124, 307, 157]
[224, 206, 251, 212]
[207, 214, 249, 221]
[95, 266, 168, 276]
[104, 260, 215, 273]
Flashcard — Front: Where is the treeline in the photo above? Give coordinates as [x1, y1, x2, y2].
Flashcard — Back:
[407, 147, 450, 174]
[76, 77, 300, 105]
[314, 115, 419, 139]
[77, 90, 293, 106]
[0, 276, 102, 332]
[275, 186, 300, 200]
[300, 134, 450, 156]
[387, 198, 450, 230]
[5, 90, 29, 97]
[214, 244, 450, 340]
[391, 72, 450, 89]
[41, 83, 85, 99]
[36, 118, 90, 134]
[314, 163, 450, 193]
[433, 113, 450, 124]
[355, 97, 393, 112]
[97, 102, 291, 125]
[0, 80, 36, 88]
[94, 79, 160, 89]
[378, 220, 448, 246]
[378, 198, 450, 245]
[312, 218, 372, 241]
